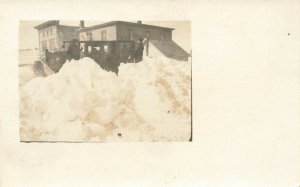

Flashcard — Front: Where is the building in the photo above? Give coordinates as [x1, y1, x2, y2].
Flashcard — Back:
[35, 20, 190, 61]
[79, 21, 173, 42]
[34, 20, 79, 53]
[79, 21, 190, 61]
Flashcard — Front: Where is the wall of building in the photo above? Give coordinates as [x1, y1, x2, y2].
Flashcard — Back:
[38, 26, 57, 52]
[38, 25, 79, 53]
[79, 25, 117, 41]
[56, 26, 79, 51]
[116, 24, 172, 42]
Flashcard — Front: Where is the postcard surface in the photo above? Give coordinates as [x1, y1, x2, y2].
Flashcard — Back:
[1, 1, 300, 186]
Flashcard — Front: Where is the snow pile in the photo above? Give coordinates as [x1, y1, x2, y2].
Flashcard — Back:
[118, 56, 191, 141]
[20, 56, 191, 142]
[19, 65, 36, 86]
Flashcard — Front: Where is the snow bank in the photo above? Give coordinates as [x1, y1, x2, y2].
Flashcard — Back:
[20, 56, 191, 142]
[19, 65, 36, 86]
[19, 49, 39, 65]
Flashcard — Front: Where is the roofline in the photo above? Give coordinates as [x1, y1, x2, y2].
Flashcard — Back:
[34, 20, 60, 30]
[34, 21, 80, 30]
[58, 25, 80, 29]
[79, 21, 174, 32]
[63, 40, 135, 43]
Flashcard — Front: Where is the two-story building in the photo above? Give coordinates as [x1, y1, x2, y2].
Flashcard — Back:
[79, 21, 173, 42]
[34, 20, 79, 53]
[35, 20, 190, 61]
[79, 21, 189, 61]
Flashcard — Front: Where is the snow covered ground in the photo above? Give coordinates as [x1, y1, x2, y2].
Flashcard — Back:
[19, 49, 39, 86]
[19, 54, 191, 142]
[19, 49, 39, 65]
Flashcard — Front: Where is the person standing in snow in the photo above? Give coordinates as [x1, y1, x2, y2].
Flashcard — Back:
[67, 39, 81, 61]
[134, 38, 144, 63]
[80, 47, 85, 59]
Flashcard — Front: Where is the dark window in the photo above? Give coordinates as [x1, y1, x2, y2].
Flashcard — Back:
[129, 29, 134, 40]
[80, 34, 85, 40]
[88, 32, 93, 41]
[49, 39, 56, 51]
[161, 33, 165, 40]
[118, 42, 132, 57]
[146, 31, 151, 38]
[41, 41, 47, 52]
[101, 30, 107, 41]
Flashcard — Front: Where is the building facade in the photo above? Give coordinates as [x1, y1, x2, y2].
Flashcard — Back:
[35, 20, 190, 61]
[78, 21, 185, 59]
[79, 21, 173, 43]
[34, 21, 79, 53]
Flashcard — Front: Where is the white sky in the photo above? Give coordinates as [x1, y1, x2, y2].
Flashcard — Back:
[19, 20, 191, 52]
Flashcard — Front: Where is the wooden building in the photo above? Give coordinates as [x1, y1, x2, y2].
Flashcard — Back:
[34, 20, 190, 61]
[79, 21, 190, 61]
[79, 21, 173, 42]
[34, 21, 79, 53]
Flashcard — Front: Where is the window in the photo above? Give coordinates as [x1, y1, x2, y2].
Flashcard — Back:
[160, 33, 165, 40]
[39, 42, 42, 52]
[146, 31, 151, 38]
[46, 29, 49, 36]
[41, 41, 47, 52]
[103, 43, 116, 53]
[88, 46, 92, 53]
[49, 39, 56, 51]
[129, 29, 134, 40]
[118, 42, 132, 58]
[80, 34, 86, 40]
[101, 30, 107, 41]
[50, 28, 53, 36]
[43, 31, 45, 37]
[88, 32, 93, 41]
[86, 32, 93, 41]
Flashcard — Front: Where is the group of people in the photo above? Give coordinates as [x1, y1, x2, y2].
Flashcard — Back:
[64, 38, 145, 63]
[42, 38, 145, 75]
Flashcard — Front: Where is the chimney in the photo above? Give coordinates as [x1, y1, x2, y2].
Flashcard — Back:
[80, 20, 84, 28]
[137, 20, 142, 24]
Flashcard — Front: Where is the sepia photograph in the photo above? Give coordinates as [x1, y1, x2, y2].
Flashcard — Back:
[19, 20, 192, 142]
[1, 0, 300, 186]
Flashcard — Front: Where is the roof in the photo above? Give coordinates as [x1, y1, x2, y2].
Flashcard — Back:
[34, 20, 59, 30]
[150, 40, 190, 61]
[34, 21, 79, 30]
[58, 25, 80, 29]
[79, 21, 175, 32]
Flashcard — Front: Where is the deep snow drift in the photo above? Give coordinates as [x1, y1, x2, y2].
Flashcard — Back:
[19, 56, 191, 142]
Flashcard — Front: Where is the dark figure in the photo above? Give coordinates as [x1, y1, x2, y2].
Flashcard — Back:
[80, 47, 85, 59]
[33, 60, 46, 77]
[45, 49, 49, 63]
[135, 38, 144, 63]
[67, 39, 81, 61]
[100, 43, 120, 74]
[89, 47, 98, 60]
